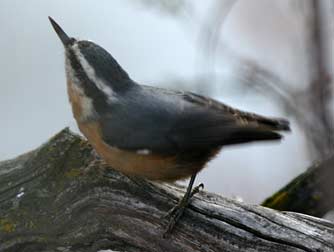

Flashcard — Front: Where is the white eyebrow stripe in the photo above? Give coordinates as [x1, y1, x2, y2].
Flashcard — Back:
[71, 44, 117, 103]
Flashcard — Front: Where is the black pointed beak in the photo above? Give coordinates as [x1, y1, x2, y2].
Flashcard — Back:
[48, 16, 72, 47]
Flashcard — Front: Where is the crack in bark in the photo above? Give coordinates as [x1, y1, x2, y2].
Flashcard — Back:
[190, 205, 313, 252]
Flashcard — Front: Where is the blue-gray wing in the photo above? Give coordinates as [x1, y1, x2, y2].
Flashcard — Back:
[99, 86, 289, 154]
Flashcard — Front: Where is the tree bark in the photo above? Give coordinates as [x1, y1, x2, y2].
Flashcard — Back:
[307, 0, 334, 158]
[262, 154, 334, 218]
[0, 129, 333, 252]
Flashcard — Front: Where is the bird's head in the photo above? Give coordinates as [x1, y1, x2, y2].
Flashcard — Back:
[49, 17, 132, 106]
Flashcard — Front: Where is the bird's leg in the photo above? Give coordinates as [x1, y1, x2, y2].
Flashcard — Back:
[163, 174, 203, 237]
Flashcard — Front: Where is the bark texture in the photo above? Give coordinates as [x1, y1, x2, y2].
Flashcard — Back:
[262, 154, 334, 217]
[0, 129, 333, 252]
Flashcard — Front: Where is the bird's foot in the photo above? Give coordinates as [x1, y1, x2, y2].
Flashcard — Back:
[163, 183, 204, 238]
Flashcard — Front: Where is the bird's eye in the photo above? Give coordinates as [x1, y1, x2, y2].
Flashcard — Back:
[79, 41, 90, 48]
[69, 38, 76, 45]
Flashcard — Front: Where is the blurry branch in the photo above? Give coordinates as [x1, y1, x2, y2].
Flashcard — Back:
[262, 154, 334, 217]
[197, 0, 236, 72]
[1, 129, 334, 252]
[234, 58, 299, 116]
[129, 0, 193, 18]
[306, 0, 334, 157]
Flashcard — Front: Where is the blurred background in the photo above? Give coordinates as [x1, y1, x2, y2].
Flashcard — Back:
[0, 0, 333, 204]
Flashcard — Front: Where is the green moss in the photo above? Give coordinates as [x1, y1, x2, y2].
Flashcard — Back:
[0, 218, 15, 233]
[65, 168, 82, 178]
[312, 193, 321, 201]
[264, 191, 288, 208]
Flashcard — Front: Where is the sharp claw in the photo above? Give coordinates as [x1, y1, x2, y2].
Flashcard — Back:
[190, 183, 204, 198]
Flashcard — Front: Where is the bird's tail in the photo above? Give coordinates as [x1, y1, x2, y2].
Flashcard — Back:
[254, 117, 290, 131]
[224, 117, 291, 145]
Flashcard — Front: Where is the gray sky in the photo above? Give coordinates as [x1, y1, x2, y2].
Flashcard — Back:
[1, 0, 321, 203]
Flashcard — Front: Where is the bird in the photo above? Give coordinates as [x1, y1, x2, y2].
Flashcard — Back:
[48, 17, 290, 236]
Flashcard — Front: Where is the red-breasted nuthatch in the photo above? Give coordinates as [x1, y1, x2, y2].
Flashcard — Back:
[49, 17, 290, 236]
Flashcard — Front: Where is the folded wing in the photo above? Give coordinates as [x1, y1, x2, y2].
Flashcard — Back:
[100, 89, 290, 154]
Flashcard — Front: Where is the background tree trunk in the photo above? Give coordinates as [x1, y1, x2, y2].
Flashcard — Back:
[0, 129, 333, 252]
[262, 154, 334, 217]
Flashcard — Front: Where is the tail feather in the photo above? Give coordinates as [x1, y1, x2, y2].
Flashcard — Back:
[170, 107, 290, 149]
[256, 117, 290, 131]
[222, 115, 290, 145]
[225, 115, 291, 145]
[223, 128, 283, 146]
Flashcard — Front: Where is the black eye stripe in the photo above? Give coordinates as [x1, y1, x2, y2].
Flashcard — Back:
[75, 41, 131, 94]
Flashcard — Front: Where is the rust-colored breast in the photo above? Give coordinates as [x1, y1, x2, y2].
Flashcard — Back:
[67, 80, 83, 122]
[78, 121, 203, 181]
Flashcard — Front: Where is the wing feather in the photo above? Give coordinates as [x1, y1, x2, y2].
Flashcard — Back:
[99, 87, 290, 154]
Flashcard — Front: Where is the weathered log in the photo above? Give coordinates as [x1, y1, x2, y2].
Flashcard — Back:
[0, 129, 333, 252]
[262, 154, 334, 217]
